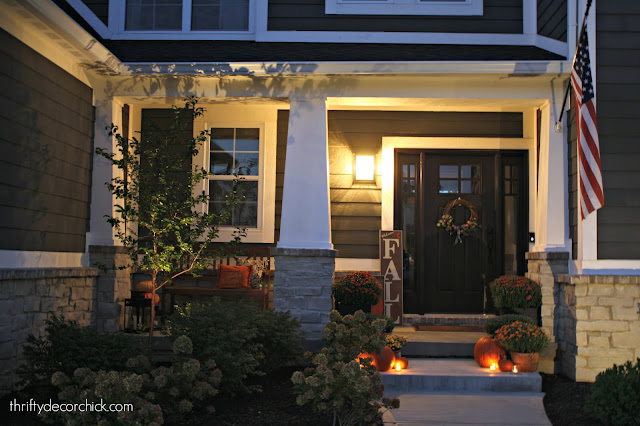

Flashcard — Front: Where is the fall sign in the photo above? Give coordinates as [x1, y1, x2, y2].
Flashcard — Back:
[380, 230, 403, 325]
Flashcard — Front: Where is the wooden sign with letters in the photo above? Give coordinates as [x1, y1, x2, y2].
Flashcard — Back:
[380, 230, 403, 325]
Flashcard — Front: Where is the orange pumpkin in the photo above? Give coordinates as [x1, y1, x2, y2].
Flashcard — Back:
[473, 336, 506, 368]
[135, 281, 154, 292]
[358, 347, 396, 372]
[375, 347, 396, 372]
[498, 359, 514, 372]
[143, 292, 160, 305]
[394, 356, 409, 370]
[357, 352, 378, 369]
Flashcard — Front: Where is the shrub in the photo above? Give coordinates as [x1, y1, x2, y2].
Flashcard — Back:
[167, 298, 303, 396]
[489, 275, 542, 310]
[291, 311, 399, 426]
[494, 321, 549, 354]
[332, 271, 383, 308]
[45, 336, 222, 426]
[585, 358, 640, 426]
[366, 313, 396, 334]
[484, 314, 535, 336]
[253, 309, 304, 373]
[17, 316, 138, 394]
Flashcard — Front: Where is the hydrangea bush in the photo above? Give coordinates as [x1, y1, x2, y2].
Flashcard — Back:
[45, 336, 222, 425]
[291, 310, 399, 426]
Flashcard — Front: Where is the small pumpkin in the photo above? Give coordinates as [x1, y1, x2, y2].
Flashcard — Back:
[394, 356, 409, 370]
[498, 359, 514, 372]
[135, 281, 154, 292]
[474, 336, 506, 368]
[143, 292, 160, 305]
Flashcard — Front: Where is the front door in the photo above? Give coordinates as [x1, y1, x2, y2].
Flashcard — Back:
[395, 150, 527, 314]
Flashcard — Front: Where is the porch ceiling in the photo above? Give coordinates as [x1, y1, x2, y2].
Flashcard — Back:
[327, 97, 547, 112]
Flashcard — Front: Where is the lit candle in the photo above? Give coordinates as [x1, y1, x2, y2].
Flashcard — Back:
[395, 363, 402, 371]
[489, 363, 497, 371]
[513, 365, 518, 373]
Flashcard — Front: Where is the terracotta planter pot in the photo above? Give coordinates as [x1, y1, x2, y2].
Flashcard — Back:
[511, 352, 539, 372]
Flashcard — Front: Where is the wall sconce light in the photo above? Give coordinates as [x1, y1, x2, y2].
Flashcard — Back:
[354, 155, 375, 182]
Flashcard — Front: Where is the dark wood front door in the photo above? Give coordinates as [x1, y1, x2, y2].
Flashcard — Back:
[395, 150, 528, 314]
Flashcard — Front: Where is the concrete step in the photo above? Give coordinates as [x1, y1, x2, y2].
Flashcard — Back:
[403, 313, 496, 327]
[381, 391, 551, 425]
[393, 326, 484, 358]
[381, 359, 542, 394]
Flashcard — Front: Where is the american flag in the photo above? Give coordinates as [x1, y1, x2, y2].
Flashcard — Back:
[571, 22, 604, 219]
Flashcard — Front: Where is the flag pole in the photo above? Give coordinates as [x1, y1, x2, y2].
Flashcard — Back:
[556, 0, 593, 129]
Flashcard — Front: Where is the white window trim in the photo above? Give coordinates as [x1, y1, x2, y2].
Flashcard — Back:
[326, 0, 483, 16]
[194, 107, 276, 244]
[108, 0, 256, 40]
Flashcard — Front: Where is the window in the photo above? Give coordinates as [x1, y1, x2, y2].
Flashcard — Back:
[439, 164, 480, 194]
[125, 0, 250, 31]
[326, 0, 482, 15]
[209, 127, 260, 227]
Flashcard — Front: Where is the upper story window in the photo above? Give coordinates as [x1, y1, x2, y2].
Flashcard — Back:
[124, 0, 250, 32]
[326, 0, 483, 16]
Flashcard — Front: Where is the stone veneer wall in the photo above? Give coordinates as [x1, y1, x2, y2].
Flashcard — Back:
[0, 268, 99, 395]
[272, 248, 337, 346]
[556, 274, 640, 382]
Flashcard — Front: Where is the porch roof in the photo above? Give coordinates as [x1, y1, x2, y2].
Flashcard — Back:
[104, 41, 564, 63]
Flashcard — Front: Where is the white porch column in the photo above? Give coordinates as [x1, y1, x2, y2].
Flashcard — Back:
[86, 97, 123, 248]
[278, 98, 333, 249]
[534, 101, 569, 252]
[85, 96, 130, 332]
[274, 98, 336, 346]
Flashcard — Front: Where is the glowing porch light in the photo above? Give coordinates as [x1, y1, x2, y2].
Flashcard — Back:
[354, 155, 375, 182]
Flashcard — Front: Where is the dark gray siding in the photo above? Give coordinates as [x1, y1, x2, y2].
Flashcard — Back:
[0, 29, 93, 252]
[596, 1, 640, 259]
[276, 111, 523, 258]
[268, 0, 523, 34]
[81, 0, 109, 26]
[537, 0, 567, 42]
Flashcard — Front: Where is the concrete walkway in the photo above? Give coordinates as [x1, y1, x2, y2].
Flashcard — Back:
[381, 391, 551, 425]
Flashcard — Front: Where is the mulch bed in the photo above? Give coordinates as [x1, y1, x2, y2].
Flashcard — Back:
[193, 366, 329, 426]
[2, 369, 604, 426]
[541, 373, 602, 426]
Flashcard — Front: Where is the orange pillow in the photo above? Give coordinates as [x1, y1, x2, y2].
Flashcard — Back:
[217, 264, 253, 289]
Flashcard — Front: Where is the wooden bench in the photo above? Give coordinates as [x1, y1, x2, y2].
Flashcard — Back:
[160, 246, 272, 317]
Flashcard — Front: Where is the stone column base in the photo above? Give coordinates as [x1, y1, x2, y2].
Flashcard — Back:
[526, 251, 569, 375]
[272, 247, 338, 348]
[89, 245, 132, 333]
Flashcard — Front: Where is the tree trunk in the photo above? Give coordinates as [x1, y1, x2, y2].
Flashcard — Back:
[148, 271, 157, 347]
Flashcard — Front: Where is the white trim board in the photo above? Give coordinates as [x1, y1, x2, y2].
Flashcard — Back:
[380, 136, 537, 237]
[0, 250, 86, 269]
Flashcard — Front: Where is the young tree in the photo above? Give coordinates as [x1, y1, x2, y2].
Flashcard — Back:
[97, 98, 240, 343]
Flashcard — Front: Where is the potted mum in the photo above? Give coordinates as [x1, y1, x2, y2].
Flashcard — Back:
[489, 275, 542, 320]
[332, 271, 383, 316]
[494, 321, 550, 372]
[385, 334, 408, 358]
